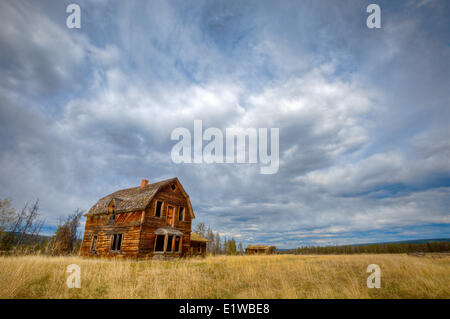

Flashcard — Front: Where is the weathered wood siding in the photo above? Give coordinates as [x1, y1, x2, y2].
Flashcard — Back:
[190, 241, 207, 257]
[80, 211, 143, 257]
[138, 184, 192, 257]
[80, 182, 194, 258]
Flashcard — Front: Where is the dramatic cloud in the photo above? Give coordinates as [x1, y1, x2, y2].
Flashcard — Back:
[0, 0, 449, 247]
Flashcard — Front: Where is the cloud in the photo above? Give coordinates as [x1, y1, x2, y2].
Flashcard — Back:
[0, 0, 449, 246]
[0, 1, 86, 97]
[297, 127, 450, 197]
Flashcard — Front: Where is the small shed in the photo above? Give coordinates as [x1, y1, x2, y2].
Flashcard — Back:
[190, 232, 209, 257]
[245, 245, 276, 255]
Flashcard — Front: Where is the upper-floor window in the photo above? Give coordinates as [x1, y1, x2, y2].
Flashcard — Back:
[171, 184, 176, 191]
[179, 207, 184, 221]
[155, 200, 163, 217]
[109, 202, 116, 222]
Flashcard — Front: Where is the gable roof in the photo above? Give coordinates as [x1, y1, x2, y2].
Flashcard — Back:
[86, 177, 195, 219]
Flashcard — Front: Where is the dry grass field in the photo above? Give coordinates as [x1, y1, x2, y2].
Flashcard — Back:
[0, 254, 448, 299]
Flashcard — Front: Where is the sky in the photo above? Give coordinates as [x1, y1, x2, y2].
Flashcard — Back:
[0, 0, 449, 248]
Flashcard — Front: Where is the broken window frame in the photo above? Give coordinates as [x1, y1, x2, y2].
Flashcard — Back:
[155, 200, 163, 218]
[91, 235, 98, 253]
[110, 233, 123, 252]
[166, 235, 173, 252]
[174, 236, 181, 252]
[154, 234, 183, 254]
[178, 207, 184, 221]
[154, 235, 165, 252]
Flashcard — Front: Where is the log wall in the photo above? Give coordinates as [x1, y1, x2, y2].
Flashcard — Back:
[138, 184, 192, 257]
[80, 211, 143, 257]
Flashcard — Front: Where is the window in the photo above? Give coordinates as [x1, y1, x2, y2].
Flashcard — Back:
[166, 235, 173, 252]
[91, 235, 98, 252]
[109, 202, 116, 222]
[179, 207, 184, 221]
[155, 235, 165, 252]
[174, 236, 181, 252]
[197, 245, 201, 253]
[155, 201, 162, 217]
[110, 234, 123, 252]
[171, 184, 176, 191]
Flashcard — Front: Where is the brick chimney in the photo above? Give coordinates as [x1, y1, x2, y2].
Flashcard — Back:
[141, 179, 149, 188]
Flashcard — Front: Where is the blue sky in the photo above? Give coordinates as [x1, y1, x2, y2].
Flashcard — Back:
[0, 0, 449, 248]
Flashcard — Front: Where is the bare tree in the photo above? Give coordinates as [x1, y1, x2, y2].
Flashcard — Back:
[2, 203, 27, 250]
[47, 209, 84, 255]
[194, 222, 206, 237]
[15, 200, 40, 248]
[0, 198, 15, 248]
[238, 242, 244, 255]
[206, 226, 215, 255]
[214, 232, 221, 254]
[1, 199, 44, 252]
[27, 218, 46, 246]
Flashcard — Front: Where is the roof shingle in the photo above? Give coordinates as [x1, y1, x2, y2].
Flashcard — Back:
[86, 178, 178, 216]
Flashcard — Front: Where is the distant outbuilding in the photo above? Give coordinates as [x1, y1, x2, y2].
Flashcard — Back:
[190, 232, 209, 257]
[245, 245, 276, 255]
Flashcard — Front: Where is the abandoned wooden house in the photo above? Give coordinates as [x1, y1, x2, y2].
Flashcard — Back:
[80, 178, 209, 258]
[245, 245, 276, 255]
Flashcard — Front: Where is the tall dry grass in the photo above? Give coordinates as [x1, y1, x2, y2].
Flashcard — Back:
[0, 254, 448, 299]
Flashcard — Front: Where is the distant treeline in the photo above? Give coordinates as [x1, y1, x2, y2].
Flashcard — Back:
[284, 241, 450, 255]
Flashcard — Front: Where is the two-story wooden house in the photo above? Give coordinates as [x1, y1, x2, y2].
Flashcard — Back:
[80, 178, 208, 258]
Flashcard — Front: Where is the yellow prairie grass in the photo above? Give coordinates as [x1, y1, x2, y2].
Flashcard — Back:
[0, 254, 448, 299]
